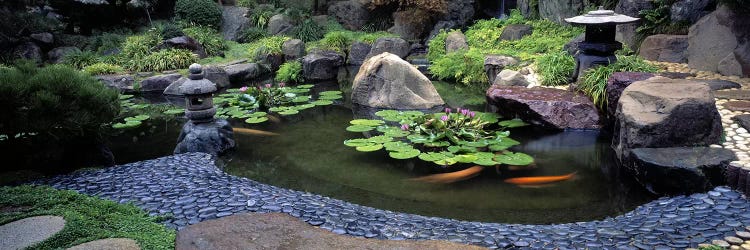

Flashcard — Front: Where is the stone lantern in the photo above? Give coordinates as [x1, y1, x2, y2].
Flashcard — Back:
[180, 63, 217, 123]
[565, 7, 639, 80]
[175, 63, 235, 155]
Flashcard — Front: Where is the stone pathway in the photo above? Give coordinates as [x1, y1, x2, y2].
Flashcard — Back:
[37, 153, 750, 249]
[176, 212, 483, 250]
[0, 215, 65, 250]
[67, 238, 141, 250]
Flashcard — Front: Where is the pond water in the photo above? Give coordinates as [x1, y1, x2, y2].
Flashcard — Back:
[109, 78, 655, 224]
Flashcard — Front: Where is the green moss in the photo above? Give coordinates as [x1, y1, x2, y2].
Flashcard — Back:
[0, 185, 175, 249]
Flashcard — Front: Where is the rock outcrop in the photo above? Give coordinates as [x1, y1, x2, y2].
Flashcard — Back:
[445, 31, 469, 53]
[688, 5, 750, 77]
[629, 147, 736, 194]
[221, 6, 250, 41]
[351, 52, 444, 109]
[615, 0, 653, 50]
[638, 34, 688, 63]
[366, 37, 409, 60]
[302, 51, 345, 81]
[486, 86, 601, 130]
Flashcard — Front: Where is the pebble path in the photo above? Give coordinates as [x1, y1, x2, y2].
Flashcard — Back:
[38, 152, 750, 249]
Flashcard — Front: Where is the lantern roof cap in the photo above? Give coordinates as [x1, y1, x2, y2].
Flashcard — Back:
[565, 6, 639, 25]
[180, 64, 217, 95]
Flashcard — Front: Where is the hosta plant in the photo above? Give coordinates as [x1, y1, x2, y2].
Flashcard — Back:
[343, 108, 533, 167]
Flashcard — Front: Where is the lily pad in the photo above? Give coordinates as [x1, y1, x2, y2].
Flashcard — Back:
[297, 84, 314, 88]
[163, 109, 184, 115]
[473, 158, 498, 166]
[495, 152, 534, 165]
[374, 110, 399, 117]
[245, 116, 269, 124]
[499, 119, 528, 128]
[389, 149, 421, 159]
[350, 119, 385, 126]
[249, 111, 268, 118]
[356, 144, 383, 152]
[384, 130, 410, 137]
[454, 154, 479, 163]
[318, 95, 342, 100]
[346, 125, 375, 132]
[345, 139, 375, 147]
[383, 141, 412, 151]
[277, 109, 299, 116]
[319, 90, 343, 96]
[286, 88, 311, 94]
[311, 100, 333, 106]
[406, 134, 429, 143]
[366, 135, 393, 143]
[292, 96, 311, 103]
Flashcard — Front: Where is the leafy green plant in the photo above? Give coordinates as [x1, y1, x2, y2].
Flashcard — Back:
[174, 0, 223, 28]
[0, 61, 120, 141]
[292, 20, 325, 42]
[275, 61, 303, 83]
[239, 27, 268, 43]
[182, 26, 228, 56]
[429, 49, 487, 85]
[213, 84, 342, 124]
[535, 51, 575, 86]
[578, 55, 658, 110]
[343, 107, 532, 167]
[427, 29, 449, 62]
[83, 63, 124, 75]
[318, 30, 353, 53]
[155, 22, 185, 39]
[86, 32, 129, 55]
[138, 49, 198, 72]
[119, 31, 163, 69]
[237, 0, 258, 7]
[113, 95, 181, 129]
[61, 51, 100, 70]
[248, 4, 280, 29]
[247, 36, 291, 59]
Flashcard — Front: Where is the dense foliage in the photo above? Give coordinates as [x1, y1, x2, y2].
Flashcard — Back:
[83, 63, 124, 75]
[535, 51, 576, 86]
[61, 51, 100, 70]
[174, 0, 223, 28]
[275, 61, 303, 83]
[343, 108, 532, 167]
[0, 61, 120, 141]
[428, 10, 583, 86]
[635, 0, 689, 48]
[578, 55, 659, 110]
[138, 49, 197, 72]
[0, 185, 175, 249]
[182, 26, 228, 56]
[247, 36, 291, 59]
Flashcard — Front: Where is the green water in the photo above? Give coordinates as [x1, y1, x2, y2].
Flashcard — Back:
[109, 78, 654, 224]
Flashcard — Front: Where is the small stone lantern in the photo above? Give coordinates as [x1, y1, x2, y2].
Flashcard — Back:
[174, 63, 235, 155]
[180, 63, 217, 123]
[565, 7, 639, 79]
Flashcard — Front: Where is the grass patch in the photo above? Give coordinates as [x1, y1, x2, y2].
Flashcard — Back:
[0, 185, 175, 249]
[535, 51, 575, 86]
[578, 54, 659, 110]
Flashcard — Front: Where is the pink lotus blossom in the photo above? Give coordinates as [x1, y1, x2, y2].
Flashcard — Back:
[440, 115, 449, 121]
[456, 108, 462, 114]
[461, 109, 469, 116]
[444, 108, 452, 114]
[264, 83, 272, 89]
[469, 111, 476, 118]
[239, 86, 248, 92]
[400, 124, 409, 131]
[279, 82, 286, 87]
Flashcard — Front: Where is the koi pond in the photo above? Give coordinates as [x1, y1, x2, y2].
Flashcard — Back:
[109, 80, 655, 225]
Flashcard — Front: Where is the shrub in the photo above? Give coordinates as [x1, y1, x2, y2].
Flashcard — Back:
[0, 61, 120, 141]
[237, 0, 258, 7]
[155, 22, 185, 39]
[247, 36, 291, 59]
[174, 0, 223, 28]
[86, 32, 129, 55]
[427, 29, 449, 62]
[182, 26, 228, 56]
[239, 27, 268, 43]
[275, 61, 303, 83]
[248, 4, 280, 29]
[83, 63, 124, 75]
[319, 31, 353, 53]
[292, 20, 325, 42]
[357, 32, 399, 44]
[535, 51, 575, 86]
[429, 49, 487, 85]
[138, 49, 198, 72]
[61, 51, 100, 70]
[578, 55, 658, 110]
[121, 31, 163, 60]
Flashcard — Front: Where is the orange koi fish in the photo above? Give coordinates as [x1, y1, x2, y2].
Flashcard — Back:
[504, 172, 577, 185]
[411, 166, 484, 184]
[233, 127, 280, 136]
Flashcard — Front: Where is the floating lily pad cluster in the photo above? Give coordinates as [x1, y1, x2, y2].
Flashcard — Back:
[111, 95, 183, 129]
[213, 84, 343, 124]
[343, 108, 533, 167]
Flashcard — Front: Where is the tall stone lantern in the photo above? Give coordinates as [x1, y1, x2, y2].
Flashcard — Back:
[174, 63, 235, 155]
[565, 7, 639, 80]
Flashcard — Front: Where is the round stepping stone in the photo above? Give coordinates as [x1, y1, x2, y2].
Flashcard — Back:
[67, 238, 141, 250]
[737, 231, 750, 240]
[714, 239, 732, 248]
[727, 236, 744, 245]
[0, 216, 65, 250]
[742, 244, 750, 250]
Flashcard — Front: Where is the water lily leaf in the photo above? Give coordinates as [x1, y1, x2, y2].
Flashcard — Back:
[130, 104, 149, 110]
[319, 90, 343, 96]
[453, 154, 478, 163]
[382, 116, 403, 122]
[268, 107, 285, 112]
[350, 119, 385, 126]
[495, 152, 534, 165]
[297, 84, 314, 88]
[403, 111, 424, 117]
[383, 141, 411, 151]
[277, 109, 299, 116]
[344, 139, 374, 147]
[488, 138, 520, 151]
[389, 149, 421, 159]
[164, 109, 184, 115]
[111, 123, 131, 129]
[461, 141, 489, 147]
[473, 158, 498, 166]
[499, 119, 528, 128]
[374, 110, 399, 117]
[366, 135, 393, 143]
[476, 112, 500, 123]
[495, 131, 510, 137]
[447, 145, 478, 153]
[356, 144, 383, 152]
[293, 104, 316, 110]
[434, 158, 458, 166]
[318, 95, 342, 100]
[311, 100, 333, 106]
[384, 130, 410, 137]
[249, 112, 267, 118]
[286, 88, 311, 93]
[418, 151, 454, 162]
[119, 94, 134, 100]
[407, 134, 429, 143]
[423, 141, 450, 147]
[346, 125, 375, 132]
[292, 96, 310, 103]
[474, 152, 495, 159]
[245, 116, 269, 124]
